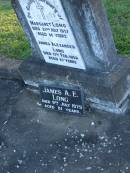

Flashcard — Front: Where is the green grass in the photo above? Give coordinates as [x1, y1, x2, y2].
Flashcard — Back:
[0, 0, 130, 59]
[0, 0, 31, 59]
[103, 0, 130, 56]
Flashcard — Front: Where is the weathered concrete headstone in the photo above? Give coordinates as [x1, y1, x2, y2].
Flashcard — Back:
[11, 0, 130, 114]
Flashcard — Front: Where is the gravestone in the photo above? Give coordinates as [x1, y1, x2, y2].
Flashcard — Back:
[11, 0, 130, 114]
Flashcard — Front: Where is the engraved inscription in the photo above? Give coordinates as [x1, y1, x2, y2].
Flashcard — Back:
[40, 85, 84, 115]
[18, 0, 86, 69]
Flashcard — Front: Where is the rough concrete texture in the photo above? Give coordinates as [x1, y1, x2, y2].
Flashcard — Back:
[0, 56, 22, 80]
[0, 59, 130, 173]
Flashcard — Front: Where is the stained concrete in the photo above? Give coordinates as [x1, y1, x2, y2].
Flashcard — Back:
[0, 58, 130, 173]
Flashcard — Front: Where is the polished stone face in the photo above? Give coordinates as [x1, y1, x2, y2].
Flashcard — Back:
[40, 84, 84, 115]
